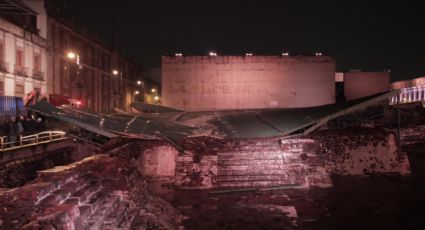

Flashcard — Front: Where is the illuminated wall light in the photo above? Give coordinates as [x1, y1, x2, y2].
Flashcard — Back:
[137, 80, 142, 85]
[209, 52, 217, 56]
[175, 53, 183, 57]
[151, 88, 156, 93]
[315, 52, 323, 56]
[282, 52, 289, 56]
[112, 70, 119, 75]
[154, 96, 159, 101]
[135, 91, 140, 95]
[245, 53, 253, 56]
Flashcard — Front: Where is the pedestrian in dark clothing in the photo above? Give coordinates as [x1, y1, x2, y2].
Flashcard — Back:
[16, 116, 24, 145]
[9, 117, 17, 145]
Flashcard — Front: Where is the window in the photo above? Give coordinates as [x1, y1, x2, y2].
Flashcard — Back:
[15, 84, 24, 97]
[0, 81, 4, 96]
[0, 42, 4, 61]
[16, 49, 24, 67]
[33, 53, 41, 72]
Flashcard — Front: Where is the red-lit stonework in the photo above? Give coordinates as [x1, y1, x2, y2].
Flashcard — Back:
[0, 154, 184, 229]
[0, 127, 413, 229]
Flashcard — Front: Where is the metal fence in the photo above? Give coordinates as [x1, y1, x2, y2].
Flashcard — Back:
[0, 131, 66, 152]
[0, 95, 26, 118]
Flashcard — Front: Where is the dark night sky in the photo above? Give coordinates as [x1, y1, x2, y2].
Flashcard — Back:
[50, 0, 425, 82]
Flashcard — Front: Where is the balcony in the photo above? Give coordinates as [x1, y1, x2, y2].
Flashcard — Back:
[32, 70, 45, 81]
[0, 60, 9, 73]
[14, 65, 29, 77]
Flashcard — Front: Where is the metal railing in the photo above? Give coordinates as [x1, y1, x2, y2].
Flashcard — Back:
[14, 65, 29, 77]
[0, 131, 67, 152]
[32, 70, 45, 81]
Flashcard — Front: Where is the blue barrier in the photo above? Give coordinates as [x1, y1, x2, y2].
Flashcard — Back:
[0, 96, 26, 119]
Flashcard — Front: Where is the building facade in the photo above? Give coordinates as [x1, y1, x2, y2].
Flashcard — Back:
[342, 70, 390, 101]
[162, 55, 335, 111]
[390, 76, 425, 105]
[45, 16, 141, 113]
[0, 1, 47, 99]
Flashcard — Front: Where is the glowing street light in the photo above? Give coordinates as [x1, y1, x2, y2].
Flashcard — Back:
[137, 80, 142, 85]
[209, 51, 217, 56]
[282, 52, 289, 56]
[154, 96, 159, 101]
[245, 53, 253, 56]
[135, 90, 140, 95]
[315, 52, 323, 56]
[175, 53, 183, 57]
[67, 51, 80, 65]
[67, 51, 76, 59]
[112, 70, 119, 75]
[151, 88, 156, 93]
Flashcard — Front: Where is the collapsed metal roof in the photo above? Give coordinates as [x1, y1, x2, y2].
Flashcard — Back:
[131, 102, 183, 113]
[28, 91, 397, 147]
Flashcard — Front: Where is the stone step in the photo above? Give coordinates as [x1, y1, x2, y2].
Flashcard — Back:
[79, 204, 94, 221]
[218, 169, 294, 176]
[117, 208, 139, 229]
[217, 150, 294, 156]
[220, 145, 283, 151]
[218, 159, 288, 166]
[218, 154, 285, 161]
[38, 194, 63, 207]
[102, 201, 131, 229]
[221, 140, 281, 146]
[70, 181, 101, 204]
[84, 193, 121, 229]
[87, 191, 109, 214]
[219, 164, 300, 171]
[217, 174, 290, 182]
[218, 180, 301, 188]
[18, 182, 58, 204]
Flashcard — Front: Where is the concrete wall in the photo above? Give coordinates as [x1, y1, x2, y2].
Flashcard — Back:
[162, 55, 336, 111]
[344, 72, 390, 100]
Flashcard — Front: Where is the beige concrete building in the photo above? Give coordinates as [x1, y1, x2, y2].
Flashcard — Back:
[162, 55, 336, 111]
[0, 0, 47, 98]
[342, 70, 390, 101]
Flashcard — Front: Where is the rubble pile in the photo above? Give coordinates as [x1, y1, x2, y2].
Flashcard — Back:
[0, 154, 183, 230]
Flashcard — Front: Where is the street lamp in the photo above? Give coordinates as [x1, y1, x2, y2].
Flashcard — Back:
[112, 70, 119, 75]
[67, 51, 80, 65]
[137, 80, 142, 85]
[67, 52, 76, 59]
[151, 88, 156, 93]
[135, 90, 140, 95]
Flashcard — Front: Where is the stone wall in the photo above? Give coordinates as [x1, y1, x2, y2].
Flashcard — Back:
[107, 129, 410, 190]
[172, 129, 410, 189]
[399, 125, 425, 146]
[175, 151, 218, 188]
[313, 129, 410, 175]
[0, 140, 95, 188]
[137, 145, 178, 177]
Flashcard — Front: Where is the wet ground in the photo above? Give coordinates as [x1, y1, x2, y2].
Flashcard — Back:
[165, 149, 425, 230]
